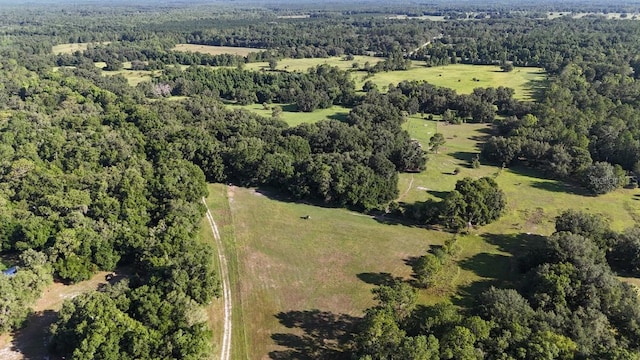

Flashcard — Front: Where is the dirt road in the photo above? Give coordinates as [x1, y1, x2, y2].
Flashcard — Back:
[203, 197, 232, 360]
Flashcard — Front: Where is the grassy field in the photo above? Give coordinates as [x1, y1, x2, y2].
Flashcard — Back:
[51, 42, 111, 55]
[243, 55, 383, 73]
[362, 63, 545, 100]
[219, 185, 453, 359]
[173, 44, 265, 56]
[242, 60, 543, 100]
[91, 61, 157, 86]
[205, 114, 640, 358]
[225, 103, 350, 127]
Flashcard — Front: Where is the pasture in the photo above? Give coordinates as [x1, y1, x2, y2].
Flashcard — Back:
[243, 55, 383, 73]
[208, 114, 640, 358]
[51, 42, 110, 55]
[225, 103, 350, 127]
[172, 44, 265, 56]
[361, 63, 546, 100]
[242, 60, 544, 100]
[92, 61, 157, 86]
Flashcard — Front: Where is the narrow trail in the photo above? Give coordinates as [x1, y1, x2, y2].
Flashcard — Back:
[203, 197, 232, 360]
[399, 174, 415, 201]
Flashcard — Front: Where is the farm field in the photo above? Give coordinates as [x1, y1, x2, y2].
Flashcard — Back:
[209, 116, 640, 358]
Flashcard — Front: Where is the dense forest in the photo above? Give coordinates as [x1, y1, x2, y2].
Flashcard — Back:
[2, 0, 640, 359]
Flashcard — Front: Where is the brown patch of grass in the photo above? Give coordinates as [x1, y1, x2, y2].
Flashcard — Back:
[172, 44, 264, 56]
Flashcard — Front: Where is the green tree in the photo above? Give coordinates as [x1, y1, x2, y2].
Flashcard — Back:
[413, 253, 442, 288]
[429, 133, 446, 154]
[441, 177, 506, 231]
[526, 330, 577, 359]
[581, 161, 627, 195]
[440, 326, 478, 359]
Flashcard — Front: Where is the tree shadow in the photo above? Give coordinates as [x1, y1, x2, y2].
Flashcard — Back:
[281, 103, 298, 112]
[452, 233, 547, 307]
[453, 279, 499, 308]
[10, 309, 58, 360]
[427, 190, 449, 200]
[523, 77, 550, 103]
[450, 151, 481, 168]
[468, 125, 494, 142]
[328, 112, 349, 123]
[481, 232, 546, 259]
[356, 272, 398, 286]
[269, 310, 359, 360]
[530, 180, 588, 196]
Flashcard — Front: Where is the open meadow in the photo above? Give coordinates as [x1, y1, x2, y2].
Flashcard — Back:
[225, 103, 350, 126]
[51, 42, 111, 55]
[173, 44, 266, 56]
[361, 63, 546, 99]
[205, 113, 640, 358]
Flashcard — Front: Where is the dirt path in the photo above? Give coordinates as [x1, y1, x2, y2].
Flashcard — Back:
[399, 174, 415, 201]
[203, 197, 232, 360]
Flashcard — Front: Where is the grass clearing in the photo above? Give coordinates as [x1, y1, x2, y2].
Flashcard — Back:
[51, 42, 111, 55]
[361, 63, 546, 100]
[210, 114, 640, 357]
[173, 44, 265, 56]
[0, 271, 115, 360]
[243, 55, 383, 73]
[222, 186, 453, 358]
[241, 60, 544, 100]
[92, 61, 157, 86]
[225, 103, 350, 127]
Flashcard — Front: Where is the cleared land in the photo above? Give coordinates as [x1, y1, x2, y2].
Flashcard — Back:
[208, 115, 640, 358]
[242, 61, 543, 100]
[225, 103, 350, 127]
[361, 63, 545, 100]
[91, 61, 157, 86]
[173, 44, 265, 56]
[0, 271, 115, 360]
[52, 42, 110, 55]
[243, 55, 383, 73]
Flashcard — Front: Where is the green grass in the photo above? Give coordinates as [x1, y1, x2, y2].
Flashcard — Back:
[91, 61, 157, 86]
[219, 186, 456, 358]
[242, 61, 544, 100]
[224, 103, 350, 127]
[204, 116, 640, 357]
[204, 184, 249, 360]
[361, 63, 545, 100]
[400, 117, 640, 233]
